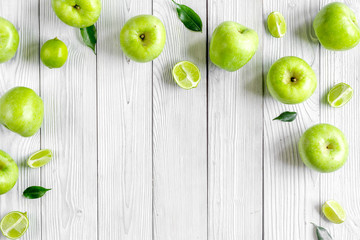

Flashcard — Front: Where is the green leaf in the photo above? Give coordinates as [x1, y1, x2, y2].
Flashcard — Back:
[23, 186, 51, 199]
[80, 25, 97, 54]
[311, 223, 333, 240]
[273, 111, 297, 122]
[171, 0, 202, 32]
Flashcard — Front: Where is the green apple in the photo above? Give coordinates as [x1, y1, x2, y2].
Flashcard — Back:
[209, 21, 259, 72]
[120, 15, 166, 63]
[52, 0, 102, 28]
[0, 17, 19, 63]
[266, 56, 317, 104]
[313, 2, 360, 51]
[0, 150, 18, 195]
[298, 124, 348, 173]
[40, 38, 68, 69]
[0, 87, 44, 137]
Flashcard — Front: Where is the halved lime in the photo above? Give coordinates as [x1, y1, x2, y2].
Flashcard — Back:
[267, 11, 286, 38]
[27, 149, 53, 168]
[172, 61, 201, 90]
[322, 200, 346, 224]
[327, 83, 353, 108]
[0, 211, 29, 239]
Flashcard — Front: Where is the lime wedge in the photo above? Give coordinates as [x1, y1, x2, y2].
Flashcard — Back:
[27, 149, 53, 168]
[327, 83, 353, 108]
[322, 200, 346, 224]
[267, 11, 286, 38]
[172, 61, 201, 90]
[0, 211, 29, 239]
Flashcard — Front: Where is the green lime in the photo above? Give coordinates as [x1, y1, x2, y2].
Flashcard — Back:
[40, 38, 68, 69]
[0, 211, 29, 239]
[172, 61, 201, 90]
[322, 200, 346, 224]
[27, 149, 53, 168]
[327, 82, 353, 108]
[267, 11, 286, 38]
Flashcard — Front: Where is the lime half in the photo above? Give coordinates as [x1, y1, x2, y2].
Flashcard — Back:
[327, 83, 353, 108]
[0, 211, 29, 239]
[322, 200, 346, 224]
[267, 11, 286, 38]
[172, 61, 201, 90]
[27, 149, 53, 168]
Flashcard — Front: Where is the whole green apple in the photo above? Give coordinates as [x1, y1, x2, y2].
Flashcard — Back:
[298, 124, 348, 173]
[52, 0, 102, 28]
[120, 15, 166, 63]
[0, 87, 44, 137]
[41, 38, 68, 69]
[0, 17, 19, 63]
[267, 56, 317, 104]
[0, 150, 18, 195]
[209, 21, 259, 72]
[313, 2, 360, 51]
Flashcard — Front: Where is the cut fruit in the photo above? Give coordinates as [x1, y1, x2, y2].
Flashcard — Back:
[322, 200, 346, 224]
[267, 11, 287, 38]
[172, 61, 201, 90]
[0, 211, 29, 239]
[327, 83, 353, 108]
[27, 149, 53, 169]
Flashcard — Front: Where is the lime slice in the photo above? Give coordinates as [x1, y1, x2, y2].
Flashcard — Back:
[267, 11, 286, 38]
[27, 149, 53, 168]
[172, 61, 201, 90]
[327, 83, 353, 108]
[0, 211, 29, 239]
[322, 200, 346, 224]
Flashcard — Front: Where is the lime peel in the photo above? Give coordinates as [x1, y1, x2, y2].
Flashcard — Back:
[322, 200, 346, 224]
[27, 149, 53, 168]
[267, 11, 287, 38]
[0, 211, 29, 239]
[327, 82, 353, 108]
[172, 61, 201, 90]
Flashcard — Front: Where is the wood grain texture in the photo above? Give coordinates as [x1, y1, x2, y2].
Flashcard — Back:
[263, 0, 321, 239]
[97, 0, 153, 239]
[152, 0, 207, 239]
[207, 0, 263, 239]
[39, 0, 98, 239]
[0, 1, 41, 239]
[319, 1, 360, 239]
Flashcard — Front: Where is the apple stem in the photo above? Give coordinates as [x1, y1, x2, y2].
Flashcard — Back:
[290, 77, 297, 82]
[140, 34, 145, 40]
[73, 4, 81, 10]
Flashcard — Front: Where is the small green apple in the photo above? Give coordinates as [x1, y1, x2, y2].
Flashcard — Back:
[209, 21, 259, 72]
[0, 87, 44, 137]
[40, 38, 68, 69]
[0, 17, 19, 63]
[52, 0, 102, 28]
[0, 150, 18, 195]
[267, 56, 317, 104]
[313, 2, 360, 51]
[298, 124, 348, 173]
[120, 15, 166, 63]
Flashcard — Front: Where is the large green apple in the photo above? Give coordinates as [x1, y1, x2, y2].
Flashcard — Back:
[313, 2, 360, 51]
[52, 0, 102, 28]
[0, 17, 19, 63]
[209, 21, 258, 72]
[266, 56, 317, 104]
[120, 15, 166, 63]
[298, 124, 348, 173]
[0, 87, 44, 137]
[0, 150, 18, 195]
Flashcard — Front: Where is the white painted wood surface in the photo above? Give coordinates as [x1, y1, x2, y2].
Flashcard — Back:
[0, 0, 360, 239]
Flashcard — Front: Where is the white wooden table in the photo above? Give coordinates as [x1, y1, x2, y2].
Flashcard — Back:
[1, 0, 360, 239]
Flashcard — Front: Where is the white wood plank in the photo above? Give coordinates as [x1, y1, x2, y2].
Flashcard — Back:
[207, 0, 263, 239]
[152, 0, 207, 239]
[319, 1, 360, 238]
[39, 0, 97, 239]
[263, 0, 321, 239]
[97, 0, 153, 239]
[0, 1, 41, 239]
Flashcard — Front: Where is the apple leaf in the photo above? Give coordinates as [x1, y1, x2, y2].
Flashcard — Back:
[171, 0, 202, 32]
[273, 111, 297, 122]
[311, 223, 333, 240]
[23, 186, 51, 199]
[80, 25, 97, 54]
